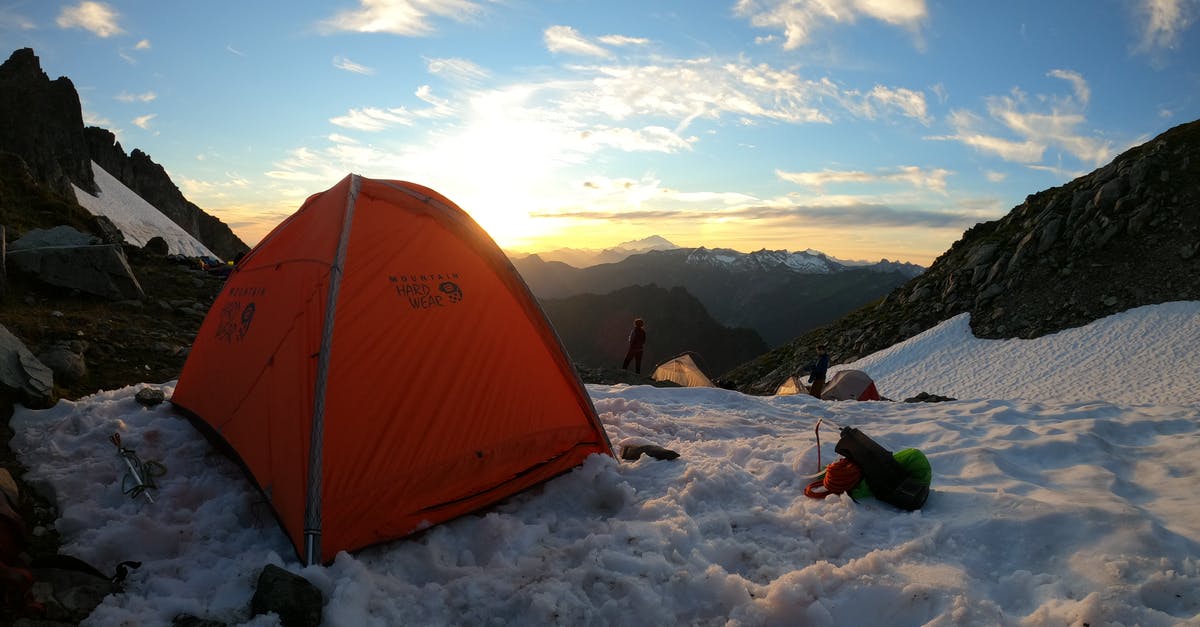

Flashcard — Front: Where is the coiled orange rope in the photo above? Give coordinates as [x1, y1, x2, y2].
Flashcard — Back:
[804, 458, 862, 499]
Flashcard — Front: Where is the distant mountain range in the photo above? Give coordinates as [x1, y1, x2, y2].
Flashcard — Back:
[507, 235, 678, 268]
[513, 247, 922, 347]
[540, 284, 767, 377]
[724, 118, 1200, 394]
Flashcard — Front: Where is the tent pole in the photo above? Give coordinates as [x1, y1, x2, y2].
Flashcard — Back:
[303, 174, 361, 566]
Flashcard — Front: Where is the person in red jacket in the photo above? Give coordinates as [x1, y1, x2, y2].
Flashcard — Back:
[622, 318, 647, 374]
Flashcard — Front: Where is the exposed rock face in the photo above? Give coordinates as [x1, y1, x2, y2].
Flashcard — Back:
[7, 226, 145, 301]
[0, 48, 95, 197]
[0, 47, 250, 261]
[727, 119, 1200, 394]
[85, 128, 250, 261]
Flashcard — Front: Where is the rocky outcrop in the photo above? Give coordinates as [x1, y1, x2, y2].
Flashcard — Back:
[0, 48, 95, 198]
[7, 226, 145, 301]
[84, 128, 250, 261]
[726, 119, 1200, 393]
[0, 47, 249, 261]
[0, 324, 53, 409]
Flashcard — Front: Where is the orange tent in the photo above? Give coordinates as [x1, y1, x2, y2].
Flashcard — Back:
[171, 174, 613, 565]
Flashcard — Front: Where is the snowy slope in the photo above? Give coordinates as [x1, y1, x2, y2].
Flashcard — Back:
[72, 161, 217, 260]
[10, 301, 1200, 625]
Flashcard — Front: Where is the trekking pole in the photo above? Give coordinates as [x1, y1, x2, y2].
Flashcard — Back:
[110, 433, 161, 503]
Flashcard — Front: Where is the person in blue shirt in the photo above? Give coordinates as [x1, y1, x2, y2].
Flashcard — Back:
[807, 344, 830, 398]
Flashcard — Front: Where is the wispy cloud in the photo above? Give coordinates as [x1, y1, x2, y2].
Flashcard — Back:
[56, 1, 123, 38]
[132, 113, 156, 129]
[1133, 0, 1197, 57]
[226, 44, 246, 57]
[842, 85, 931, 124]
[735, 0, 928, 49]
[532, 198, 980, 231]
[1, 9, 36, 31]
[927, 71, 1114, 168]
[330, 107, 415, 131]
[333, 56, 375, 75]
[116, 91, 157, 103]
[545, 25, 612, 57]
[425, 57, 489, 83]
[135, 39, 150, 50]
[777, 165, 952, 192]
[319, 0, 483, 36]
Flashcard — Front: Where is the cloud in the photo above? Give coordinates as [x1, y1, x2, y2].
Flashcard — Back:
[56, 1, 123, 37]
[927, 74, 1115, 168]
[532, 198, 980, 231]
[319, 0, 482, 36]
[116, 91, 157, 103]
[135, 39, 151, 50]
[226, 44, 246, 57]
[777, 165, 951, 192]
[132, 113, 156, 129]
[985, 170, 1007, 182]
[334, 56, 376, 75]
[1048, 68, 1089, 105]
[545, 25, 612, 57]
[425, 57, 489, 83]
[735, 0, 927, 49]
[842, 84, 930, 124]
[1, 9, 36, 31]
[1133, 0, 1197, 55]
[329, 107, 414, 131]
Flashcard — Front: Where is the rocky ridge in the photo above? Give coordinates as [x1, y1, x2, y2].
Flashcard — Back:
[0, 48, 248, 261]
[724, 119, 1200, 394]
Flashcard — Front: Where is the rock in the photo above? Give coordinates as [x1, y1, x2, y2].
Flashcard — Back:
[35, 344, 87, 386]
[143, 236, 170, 256]
[0, 48, 95, 197]
[0, 324, 54, 408]
[134, 386, 165, 407]
[8, 227, 145, 300]
[28, 562, 119, 623]
[250, 564, 324, 627]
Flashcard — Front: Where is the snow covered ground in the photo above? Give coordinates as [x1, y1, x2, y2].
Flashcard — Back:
[11, 301, 1200, 626]
[72, 161, 217, 260]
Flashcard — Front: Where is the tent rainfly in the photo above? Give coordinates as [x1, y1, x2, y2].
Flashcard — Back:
[775, 376, 808, 396]
[171, 174, 614, 565]
[652, 352, 715, 388]
[821, 369, 882, 401]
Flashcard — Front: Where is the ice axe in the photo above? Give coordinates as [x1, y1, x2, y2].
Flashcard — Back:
[109, 433, 165, 503]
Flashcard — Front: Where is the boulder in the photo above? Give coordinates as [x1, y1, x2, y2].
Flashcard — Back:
[0, 324, 53, 408]
[250, 564, 323, 627]
[8, 226, 144, 300]
[36, 344, 86, 386]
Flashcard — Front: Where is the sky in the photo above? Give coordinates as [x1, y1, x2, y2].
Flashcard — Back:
[2, 1, 1199, 264]
[9, 300, 1200, 625]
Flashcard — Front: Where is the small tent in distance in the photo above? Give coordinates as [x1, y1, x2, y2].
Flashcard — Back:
[775, 376, 808, 396]
[171, 174, 614, 565]
[821, 369, 881, 401]
[653, 352, 715, 388]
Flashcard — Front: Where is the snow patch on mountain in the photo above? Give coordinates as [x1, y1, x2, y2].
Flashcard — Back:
[72, 161, 216, 259]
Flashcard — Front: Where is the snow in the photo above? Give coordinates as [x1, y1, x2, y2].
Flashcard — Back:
[10, 301, 1200, 625]
[72, 161, 217, 260]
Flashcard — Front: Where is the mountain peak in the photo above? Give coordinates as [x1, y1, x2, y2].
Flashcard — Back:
[614, 235, 678, 251]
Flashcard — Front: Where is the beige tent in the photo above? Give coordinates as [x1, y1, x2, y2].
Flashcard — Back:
[820, 370, 881, 401]
[774, 376, 808, 396]
[652, 353, 715, 387]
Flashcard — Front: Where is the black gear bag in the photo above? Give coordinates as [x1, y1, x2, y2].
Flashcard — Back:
[834, 427, 929, 511]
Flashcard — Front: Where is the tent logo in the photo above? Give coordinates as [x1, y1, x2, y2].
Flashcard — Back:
[390, 274, 464, 310]
[215, 300, 256, 342]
